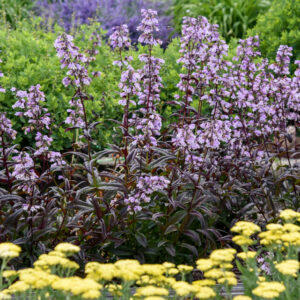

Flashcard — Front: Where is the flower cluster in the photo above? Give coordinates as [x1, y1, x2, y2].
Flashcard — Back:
[124, 175, 170, 213]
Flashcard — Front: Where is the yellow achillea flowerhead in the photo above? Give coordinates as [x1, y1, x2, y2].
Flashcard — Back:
[34, 254, 79, 271]
[192, 279, 216, 286]
[52, 276, 102, 297]
[281, 232, 300, 246]
[18, 268, 59, 289]
[237, 251, 257, 260]
[232, 235, 254, 246]
[282, 223, 300, 232]
[210, 248, 236, 263]
[195, 286, 216, 299]
[196, 258, 215, 271]
[106, 284, 122, 297]
[141, 264, 166, 277]
[85, 262, 116, 281]
[2, 270, 18, 279]
[0, 243, 21, 260]
[204, 268, 224, 279]
[81, 289, 101, 299]
[0, 292, 11, 300]
[252, 281, 285, 299]
[137, 275, 157, 286]
[5, 281, 30, 294]
[135, 286, 169, 297]
[168, 268, 179, 276]
[233, 296, 252, 300]
[279, 209, 300, 222]
[231, 221, 261, 236]
[144, 297, 166, 300]
[171, 281, 196, 296]
[162, 262, 175, 269]
[113, 259, 144, 281]
[217, 276, 238, 286]
[177, 264, 193, 273]
[54, 243, 80, 256]
[275, 260, 300, 277]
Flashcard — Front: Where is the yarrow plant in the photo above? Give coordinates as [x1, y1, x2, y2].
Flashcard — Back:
[0, 210, 298, 299]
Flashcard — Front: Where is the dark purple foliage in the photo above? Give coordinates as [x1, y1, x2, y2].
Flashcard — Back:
[34, 0, 173, 45]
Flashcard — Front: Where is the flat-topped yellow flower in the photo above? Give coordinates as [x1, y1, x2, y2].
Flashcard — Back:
[232, 235, 254, 246]
[218, 276, 237, 286]
[192, 279, 216, 286]
[52, 276, 102, 297]
[135, 285, 169, 297]
[4, 281, 30, 294]
[233, 296, 252, 300]
[252, 281, 285, 299]
[54, 243, 80, 256]
[18, 268, 59, 289]
[0, 292, 11, 300]
[2, 270, 18, 279]
[177, 264, 193, 273]
[237, 251, 257, 260]
[0, 243, 21, 261]
[231, 221, 261, 236]
[34, 254, 79, 270]
[162, 262, 175, 269]
[275, 260, 300, 277]
[204, 268, 224, 279]
[196, 258, 215, 271]
[85, 262, 116, 281]
[141, 264, 166, 277]
[279, 209, 300, 221]
[144, 297, 166, 300]
[195, 286, 216, 299]
[171, 281, 196, 296]
[210, 248, 236, 263]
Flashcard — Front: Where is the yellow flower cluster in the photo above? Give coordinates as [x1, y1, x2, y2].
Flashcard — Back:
[196, 248, 237, 286]
[252, 281, 285, 299]
[52, 277, 102, 299]
[0, 243, 21, 261]
[259, 222, 300, 246]
[275, 259, 300, 277]
[231, 221, 261, 246]
[279, 209, 300, 222]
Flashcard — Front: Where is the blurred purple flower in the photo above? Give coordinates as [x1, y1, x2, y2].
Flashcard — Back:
[35, 0, 173, 45]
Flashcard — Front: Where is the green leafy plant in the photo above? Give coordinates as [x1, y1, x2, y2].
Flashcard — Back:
[248, 0, 300, 69]
[173, 0, 271, 41]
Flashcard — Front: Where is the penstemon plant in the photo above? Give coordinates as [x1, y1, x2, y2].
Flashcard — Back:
[0, 10, 299, 266]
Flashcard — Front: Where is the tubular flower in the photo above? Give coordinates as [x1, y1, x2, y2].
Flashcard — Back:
[275, 260, 300, 277]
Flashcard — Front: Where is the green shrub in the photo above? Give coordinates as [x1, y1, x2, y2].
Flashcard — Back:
[173, 0, 270, 41]
[0, 18, 181, 150]
[248, 0, 300, 68]
[0, 0, 32, 28]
